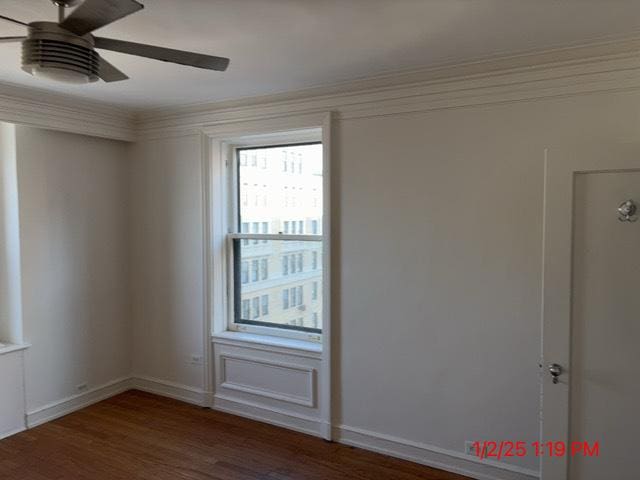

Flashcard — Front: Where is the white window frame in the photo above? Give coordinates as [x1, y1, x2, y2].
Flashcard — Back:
[216, 130, 328, 344]
[205, 114, 332, 440]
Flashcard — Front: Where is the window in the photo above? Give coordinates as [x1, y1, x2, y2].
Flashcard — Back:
[252, 297, 260, 319]
[251, 260, 259, 282]
[241, 222, 249, 245]
[229, 142, 323, 340]
[252, 222, 259, 244]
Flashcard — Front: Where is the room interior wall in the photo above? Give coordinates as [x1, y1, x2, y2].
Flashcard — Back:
[1, 40, 639, 480]
[129, 88, 640, 477]
[129, 134, 206, 391]
[16, 126, 132, 418]
[0, 122, 23, 345]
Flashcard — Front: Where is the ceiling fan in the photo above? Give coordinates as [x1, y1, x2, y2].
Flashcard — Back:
[0, 0, 230, 84]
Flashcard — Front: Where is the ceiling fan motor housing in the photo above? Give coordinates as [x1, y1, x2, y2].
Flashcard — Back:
[22, 22, 100, 83]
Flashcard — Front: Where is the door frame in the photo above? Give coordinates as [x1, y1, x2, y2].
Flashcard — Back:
[541, 143, 640, 479]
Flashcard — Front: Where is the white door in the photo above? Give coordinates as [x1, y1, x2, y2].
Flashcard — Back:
[542, 145, 640, 480]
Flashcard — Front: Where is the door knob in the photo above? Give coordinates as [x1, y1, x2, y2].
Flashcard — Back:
[548, 363, 563, 384]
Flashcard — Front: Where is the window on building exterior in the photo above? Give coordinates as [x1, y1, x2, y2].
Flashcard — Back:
[230, 142, 323, 340]
[241, 261, 249, 284]
[251, 260, 259, 282]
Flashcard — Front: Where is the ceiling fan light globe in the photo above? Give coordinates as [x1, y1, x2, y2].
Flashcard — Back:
[28, 66, 91, 84]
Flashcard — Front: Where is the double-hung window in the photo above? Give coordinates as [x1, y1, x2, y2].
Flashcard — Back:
[228, 142, 323, 342]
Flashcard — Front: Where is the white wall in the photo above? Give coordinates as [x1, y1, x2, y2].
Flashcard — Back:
[130, 135, 206, 389]
[130, 88, 640, 475]
[0, 123, 23, 345]
[0, 350, 25, 439]
[16, 126, 132, 414]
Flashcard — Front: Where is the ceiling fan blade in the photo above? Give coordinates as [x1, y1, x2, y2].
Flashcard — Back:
[0, 14, 28, 27]
[94, 37, 230, 72]
[0, 36, 26, 43]
[98, 56, 128, 82]
[60, 0, 143, 36]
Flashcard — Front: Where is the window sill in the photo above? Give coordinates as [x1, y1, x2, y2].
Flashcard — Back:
[0, 342, 30, 356]
[212, 331, 322, 358]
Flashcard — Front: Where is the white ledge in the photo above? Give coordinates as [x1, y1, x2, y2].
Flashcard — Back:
[0, 342, 30, 356]
[212, 331, 322, 357]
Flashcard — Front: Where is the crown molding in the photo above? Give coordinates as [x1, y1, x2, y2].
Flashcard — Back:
[136, 35, 640, 139]
[2, 35, 640, 142]
[0, 82, 135, 142]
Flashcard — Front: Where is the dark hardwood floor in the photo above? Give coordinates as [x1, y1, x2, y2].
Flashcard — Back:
[0, 390, 472, 480]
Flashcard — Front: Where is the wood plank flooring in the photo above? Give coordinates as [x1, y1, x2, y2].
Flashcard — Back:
[0, 390, 472, 480]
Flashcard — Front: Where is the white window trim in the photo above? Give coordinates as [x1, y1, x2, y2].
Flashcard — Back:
[203, 114, 332, 440]
[206, 122, 331, 349]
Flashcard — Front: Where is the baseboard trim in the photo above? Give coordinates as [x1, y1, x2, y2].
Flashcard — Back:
[130, 375, 208, 407]
[334, 425, 539, 480]
[18, 379, 539, 480]
[26, 377, 133, 428]
[0, 426, 26, 440]
[212, 393, 325, 438]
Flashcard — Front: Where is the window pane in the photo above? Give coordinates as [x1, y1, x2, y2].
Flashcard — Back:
[251, 260, 259, 282]
[241, 261, 249, 284]
[237, 144, 322, 235]
[234, 239, 322, 333]
[252, 297, 260, 319]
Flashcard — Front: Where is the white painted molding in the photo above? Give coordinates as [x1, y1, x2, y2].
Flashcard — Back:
[136, 36, 640, 138]
[130, 375, 209, 407]
[16, 377, 539, 480]
[0, 342, 30, 356]
[2, 36, 640, 142]
[0, 426, 26, 440]
[212, 393, 326, 438]
[26, 376, 132, 428]
[0, 83, 135, 142]
[335, 425, 539, 480]
[219, 354, 316, 407]
[212, 332, 322, 360]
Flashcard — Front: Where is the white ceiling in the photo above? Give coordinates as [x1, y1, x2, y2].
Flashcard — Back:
[1, 0, 640, 110]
